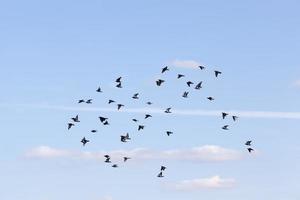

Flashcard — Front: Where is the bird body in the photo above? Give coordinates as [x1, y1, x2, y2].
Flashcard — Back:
[199, 66, 205, 70]
[177, 74, 185, 79]
[71, 115, 80, 122]
[145, 114, 152, 119]
[165, 107, 172, 113]
[207, 97, 215, 101]
[96, 87, 102, 92]
[247, 148, 254, 153]
[156, 79, 165, 86]
[195, 82, 202, 90]
[222, 112, 228, 119]
[161, 66, 169, 73]
[182, 91, 189, 98]
[157, 172, 164, 178]
[108, 99, 115, 104]
[214, 70, 222, 77]
[117, 104, 124, 110]
[86, 99, 93, 104]
[186, 81, 194, 87]
[245, 141, 252, 146]
[166, 131, 173, 136]
[81, 137, 89, 146]
[78, 99, 85, 103]
[138, 125, 145, 131]
[222, 125, 229, 130]
[68, 123, 74, 130]
[132, 93, 139, 99]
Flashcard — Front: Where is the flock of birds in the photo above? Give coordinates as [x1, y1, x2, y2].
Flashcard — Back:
[67, 66, 254, 177]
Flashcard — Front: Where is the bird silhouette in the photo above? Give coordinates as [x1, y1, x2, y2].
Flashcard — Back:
[125, 133, 131, 140]
[132, 119, 138, 122]
[145, 114, 152, 119]
[104, 155, 111, 163]
[161, 66, 169, 73]
[161, 166, 166, 171]
[222, 112, 229, 119]
[138, 125, 145, 131]
[177, 74, 185, 79]
[247, 148, 254, 153]
[117, 104, 124, 110]
[132, 93, 139, 99]
[207, 97, 215, 101]
[116, 82, 122, 88]
[68, 123, 74, 130]
[96, 87, 102, 93]
[91, 130, 97, 133]
[156, 79, 165, 86]
[186, 81, 194, 87]
[99, 116, 108, 123]
[165, 107, 172, 113]
[232, 116, 238, 121]
[123, 157, 131, 162]
[157, 171, 164, 178]
[86, 99, 93, 104]
[115, 77, 122, 83]
[112, 164, 118, 168]
[166, 131, 173, 136]
[222, 125, 229, 130]
[182, 91, 189, 98]
[120, 135, 127, 142]
[71, 115, 80, 122]
[195, 82, 202, 90]
[78, 99, 85, 103]
[146, 101, 153, 105]
[103, 121, 109, 125]
[214, 70, 222, 77]
[199, 66, 205, 70]
[81, 137, 89, 146]
[245, 141, 252, 146]
[108, 99, 115, 104]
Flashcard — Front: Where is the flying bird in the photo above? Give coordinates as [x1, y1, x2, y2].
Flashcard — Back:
[186, 81, 194, 87]
[78, 99, 85, 103]
[103, 121, 109, 125]
[157, 171, 164, 178]
[117, 104, 124, 110]
[116, 82, 122, 88]
[195, 82, 202, 90]
[165, 107, 172, 113]
[112, 164, 118, 168]
[247, 148, 254, 153]
[115, 77, 122, 83]
[132, 119, 138, 122]
[232, 116, 238, 121]
[199, 66, 205, 70]
[207, 97, 215, 101]
[104, 155, 111, 163]
[132, 93, 139, 99]
[123, 157, 131, 162]
[120, 135, 127, 142]
[99, 116, 108, 123]
[156, 79, 165, 86]
[222, 125, 229, 130]
[214, 70, 222, 77]
[91, 130, 97, 133]
[145, 114, 152, 119]
[138, 125, 145, 131]
[166, 131, 173, 136]
[222, 112, 229, 119]
[146, 101, 153, 105]
[182, 91, 189, 98]
[108, 99, 115, 104]
[161, 166, 166, 171]
[96, 87, 102, 93]
[177, 74, 185, 79]
[161, 66, 169, 73]
[81, 137, 89, 146]
[125, 133, 131, 140]
[245, 141, 252, 146]
[68, 123, 74, 130]
[71, 115, 80, 122]
[86, 99, 93, 104]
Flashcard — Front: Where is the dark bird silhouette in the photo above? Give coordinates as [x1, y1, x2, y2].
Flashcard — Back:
[166, 131, 173, 136]
[99, 116, 108, 123]
[112, 164, 118, 168]
[207, 97, 215, 101]
[108, 99, 115, 104]
[116, 77, 122, 83]
[232, 116, 238, 121]
[186, 81, 194, 87]
[132, 119, 138, 122]
[123, 157, 131, 162]
[222, 112, 229, 119]
[117, 104, 124, 110]
[199, 66, 205, 70]
[247, 148, 254, 153]
[91, 130, 97, 133]
[145, 114, 152, 119]
[156, 79, 165, 86]
[177, 74, 185, 79]
[222, 125, 229, 130]
[78, 99, 85, 103]
[86, 99, 93, 104]
[104, 155, 110, 159]
[103, 121, 109, 125]
[161, 66, 169, 73]
[132, 93, 139, 99]
[121, 135, 127, 142]
[165, 107, 172, 113]
[195, 82, 202, 90]
[125, 133, 131, 140]
[146, 101, 153, 105]
[96, 87, 102, 93]
[116, 82, 122, 88]
[161, 166, 166, 171]
[71, 115, 80, 122]
[104, 155, 111, 163]
[214, 70, 222, 77]
[157, 171, 164, 178]
[81, 137, 89, 146]
[138, 125, 145, 131]
[68, 123, 74, 130]
[182, 91, 189, 98]
[245, 141, 252, 146]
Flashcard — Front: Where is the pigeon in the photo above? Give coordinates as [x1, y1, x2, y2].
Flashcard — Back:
[161, 166, 166, 171]
[177, 74, 185, 79]
[165, 107, 172, 113]
[112, 164, 118, 168]
[156, 79, 165, 86]
[222, 112, 229, 119]
[138, 125, 145, 131]
[245, 141, 252, 146]
[123, 157, 131, 162]
[186, 81, 194, 87]
[99, 116, 108, 123]
[207, 97, 215, 101]
[96, 87, 102, 93]
[78, 99, 85, 103]
[108, 99, 115, 104]
[195, 82, 202, 90]
[71, 115, 80, 122]
[68, 123, 74, 130]
[199, 66, 205, 70]
[81, 137, 89, 146]
[115, 77, 122, 83]
[132, 119, 138, 122]
[157, 171, 164, 178]
[222, 125, 229, 130]
[146, 101, 153, 105]
[86, 99, 93, 104]
[214, 70, 222, 77]
[132, 93, 139, 99]
[232, 116, 238, 121]
[247, 148, 254, 153]
[182, 91, 189, 98]
[145, 114, 152, 119]
[117, 104, 124, 110]
[166, 131, 173, 136]
[116, 82, 122, 88]
[161, 66, 169, 73]
[91, 130, 97, 133]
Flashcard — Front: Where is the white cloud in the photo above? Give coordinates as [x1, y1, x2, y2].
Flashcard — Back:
[293, 80, 300, 87]
[25, 145, 242, 162]
[169, 176, 236, 191]
[170, 59, 201, 69]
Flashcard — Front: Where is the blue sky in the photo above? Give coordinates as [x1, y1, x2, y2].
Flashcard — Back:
[1, 0, 300, 200]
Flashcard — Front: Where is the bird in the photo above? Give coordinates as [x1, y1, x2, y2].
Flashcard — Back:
[186, 81, 194, 87]
[86, 99, 93, 104]
[156, 79, 165, 86]
[116, 82, 122, 88]
[81, 137, 89, 146]
[112, 164, 118, 168]
[146, 101, 153, 105]
[165, 107, 172, 113]
[117, 104, 124, 110]
[245, 141, 252, 146]
[182, 91, 189, 98]
[222, 125, 229, 130]
[68, 123, 74, 130]
[103, 121, 109, 125]
[71, 115, 80, 122]
[105, 158, 111, 163]
[138, 125, 144, 131]
[120, 135, 127, 142]
[132, 119, 138, 122]
[232, 116, 238, 121]
[96, 87, 102, 93]
[166, 131, 173, 136]
[99, 116, 108, 123]
[177, 74, 185, 79]
[91, 130, 97, 133]
[157, 171, 164, 178]
[132, 93, 139, 99]
[115, 77, 122, 83]
[195, 82, 202, 90]
[161, 166, 166, 171]
[247, 148, 254, 153]
[214, 70, 222, 77]
[222, 112, 229, 119]
[207, 97, 215, 101]
[125, 133, 131, 140]
[199, 66, 205, 70]
[108, 99, 115, 104]
[124, 157, 131, 162]
[161, 66, 169, 73]
[104, 155, 110, 159]
[78, 99, 85, 103]
[145, 114, 152, 119]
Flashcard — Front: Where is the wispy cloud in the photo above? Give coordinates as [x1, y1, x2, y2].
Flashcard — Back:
[170, 59, 201, 69]
[168, 176, 236, 191]
[293, 80, 300, 88]
[25, 145, 242, 162]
